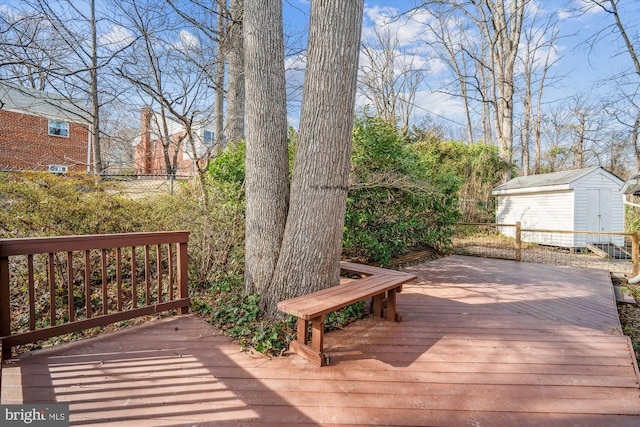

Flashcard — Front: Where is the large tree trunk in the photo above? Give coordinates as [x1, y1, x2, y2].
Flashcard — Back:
[264, 0, 364, 317]
[633, 112, 640, 171]
[213, 0, 226, 151]
[486, 0, 526, 182]
[90, 0, 103, 174]
[243, 0, 289, 295]
[226, 0, 245, 144]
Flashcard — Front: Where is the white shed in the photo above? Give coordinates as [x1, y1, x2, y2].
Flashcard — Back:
[491, 167, 625, 248]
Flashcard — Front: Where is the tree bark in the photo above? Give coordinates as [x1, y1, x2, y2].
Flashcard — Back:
[483, 0, 527, 182]
[226, 0, 245, 144]
[89, 0, 103, 174]
[634, 112, 640, 171]
[243, 0, 289, 295]
[264, 0, 364, 317]
[214, 0, 226, 151]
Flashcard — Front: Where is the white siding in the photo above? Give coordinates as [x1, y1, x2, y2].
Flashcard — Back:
[496, 191, 576, 246]
[494, 168, 625, 248]
[497, 191, 572, 228]
[573, 171, 625, 245]
[497, 191, 578, 246]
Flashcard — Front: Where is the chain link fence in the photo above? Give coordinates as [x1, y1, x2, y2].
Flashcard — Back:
[101, 174, 192, 198]
[452, 223, 639, 275]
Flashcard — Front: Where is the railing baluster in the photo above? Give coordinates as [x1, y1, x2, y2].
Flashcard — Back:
[67, 251, 74, 322]
[168, 243, 174, 301]
[177, 240, 188, 315]
[157, 244, 162, 304]
[0, 232, 190, 356]
[48, 253, 56, 326]
[144, 246, 150, 306]
[27, 255, 35, 331]
[0, 254, 10, 361]
[85, 250, 91, 319]
[131, 246, 137, 308]
[116, 247, 122, 312]
[101, 249, 108, 315]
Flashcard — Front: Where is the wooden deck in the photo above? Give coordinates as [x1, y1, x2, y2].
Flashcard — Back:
[2, 255, 640, 426]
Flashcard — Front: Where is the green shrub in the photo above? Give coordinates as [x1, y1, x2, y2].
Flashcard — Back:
[209, 142, 246, 186]
[344, 116, 461, 265]
[410, 139, 508, 223]
[0, 171, 158, 237]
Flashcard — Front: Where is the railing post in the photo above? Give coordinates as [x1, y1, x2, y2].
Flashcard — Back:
[633, 231, 639, 277]
[177, 240, 189, 314]
[515, 222, 522, 262]
[1, 254, 12, 361]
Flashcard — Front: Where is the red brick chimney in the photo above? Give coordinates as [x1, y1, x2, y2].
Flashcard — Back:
[138, 106, 153, 174]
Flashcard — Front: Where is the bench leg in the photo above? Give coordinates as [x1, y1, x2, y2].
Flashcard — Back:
[372, 294, 384, 317]
[310, 316, 324, 353]
[386, 287, 401, 322]
[297, 318, 309, 344]
[289, 315, 328, 366]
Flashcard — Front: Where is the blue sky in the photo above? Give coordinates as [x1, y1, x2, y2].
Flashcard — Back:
[1, 0, 636, 142]
[283, 0, 638, 135]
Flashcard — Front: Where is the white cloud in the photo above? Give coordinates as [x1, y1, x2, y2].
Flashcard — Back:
[99, 24, 134, 48]
[176, 30, 199, 51]
[362, 6, 433, 48]
[557, 0, 603, 20]
[412, 90, 466, 119]
[427, 57, 448, 76]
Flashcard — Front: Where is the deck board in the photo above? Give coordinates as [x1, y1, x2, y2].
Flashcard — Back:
[2, 255, 640, 426]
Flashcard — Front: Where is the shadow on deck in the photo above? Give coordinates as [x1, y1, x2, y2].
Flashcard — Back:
[2, 255, 640, 426]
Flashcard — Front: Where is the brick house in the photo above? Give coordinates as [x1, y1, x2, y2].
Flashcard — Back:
[134, 107, 215, 177]
[0, 82, 91, 173]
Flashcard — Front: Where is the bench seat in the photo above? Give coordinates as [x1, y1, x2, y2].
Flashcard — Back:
[277, 262, 417, 366]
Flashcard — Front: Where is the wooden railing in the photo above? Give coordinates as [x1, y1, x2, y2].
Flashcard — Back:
[0, 231, 190, 361]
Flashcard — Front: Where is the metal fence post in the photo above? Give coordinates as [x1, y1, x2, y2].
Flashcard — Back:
[515, 222, 522, 262]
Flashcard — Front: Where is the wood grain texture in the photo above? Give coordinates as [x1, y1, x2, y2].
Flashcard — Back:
[2, 255, 639, 426]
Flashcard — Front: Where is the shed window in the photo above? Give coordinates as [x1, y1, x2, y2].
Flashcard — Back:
[48, 120, 69, 137]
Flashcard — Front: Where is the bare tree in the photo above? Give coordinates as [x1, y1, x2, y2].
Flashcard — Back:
[99, 102, 136, 172]
[358, 26, 424, 133]
[540, 95, 614, 172]
[422, 5, 477, 144]
[582, 1, 639, 170]
[116, 0, 219, 188]
[167, 0, 244, 147]
[517, 9, 561, 175]
[0, 0, 134, 173]
[417, 0, 528, 180]
[479, 0, 528, 181]
[0, 10, 68, 90]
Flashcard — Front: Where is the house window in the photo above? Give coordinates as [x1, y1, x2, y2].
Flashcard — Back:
[48, 120, 69, 137]
[203, 130, 214, 146]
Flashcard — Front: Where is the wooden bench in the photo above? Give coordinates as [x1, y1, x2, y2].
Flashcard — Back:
[277, 262, 417, 366]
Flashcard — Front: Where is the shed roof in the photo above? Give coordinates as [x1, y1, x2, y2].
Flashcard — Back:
[0, 82, 89, 124]
[492, 167, 623, 196]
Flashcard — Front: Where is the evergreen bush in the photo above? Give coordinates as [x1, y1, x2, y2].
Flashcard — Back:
[344, 116, 461, 265]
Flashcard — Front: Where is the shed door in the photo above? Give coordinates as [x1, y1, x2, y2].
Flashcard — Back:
[586, 189, 611, 242]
